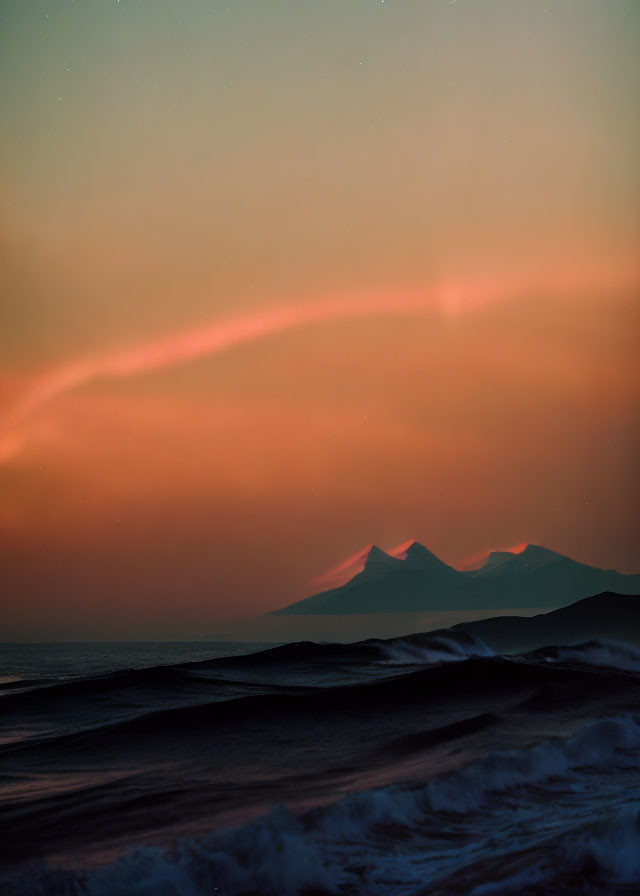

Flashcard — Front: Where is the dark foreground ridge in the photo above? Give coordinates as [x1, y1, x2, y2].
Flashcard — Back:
[270, 542, 640, 614]
[455, 591, 640, 652]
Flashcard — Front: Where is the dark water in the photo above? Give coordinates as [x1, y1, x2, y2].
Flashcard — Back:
[1, 632, 640, 895]
[0, 641, 275, 684]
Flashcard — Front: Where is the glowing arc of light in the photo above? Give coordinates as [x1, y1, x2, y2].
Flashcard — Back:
[2, 256, 638, 463]
[0, 278, 508, 456]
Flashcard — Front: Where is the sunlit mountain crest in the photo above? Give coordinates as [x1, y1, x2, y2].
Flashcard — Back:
[479, 543, 564, 572]
[314, 539, 515, 592]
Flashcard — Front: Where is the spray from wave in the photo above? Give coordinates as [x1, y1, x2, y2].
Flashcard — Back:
[374, 631, 494, 665]
[532, 639, 640, 673]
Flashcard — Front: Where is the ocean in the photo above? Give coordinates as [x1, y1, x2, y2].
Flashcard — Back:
[0, 642, 274, 684]
[1, 630, 640, 894]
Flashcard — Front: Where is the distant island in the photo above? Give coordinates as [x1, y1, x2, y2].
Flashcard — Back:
[270, 541, 640, 614]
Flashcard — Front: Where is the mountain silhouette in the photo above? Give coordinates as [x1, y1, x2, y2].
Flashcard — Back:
[269, 541, 640, 614]
[454, 591, 640, 652]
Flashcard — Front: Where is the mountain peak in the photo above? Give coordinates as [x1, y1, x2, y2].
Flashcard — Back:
[482, 550, 520, 570]
[390, 539, 452, 570]
[310, 543, 398, 592]
[518, 543, 569, 569]
[362, 544, 395, 569]
[389, 539, 429, 557]
[480, 543, 568, 573]
[389, 538, 414, 559]
[520, 544, 564, 560]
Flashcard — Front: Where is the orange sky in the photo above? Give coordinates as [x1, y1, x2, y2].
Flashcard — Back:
[1, 0, 638, 637]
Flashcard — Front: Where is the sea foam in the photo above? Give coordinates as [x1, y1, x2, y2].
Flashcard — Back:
[10, 715, 640, 896]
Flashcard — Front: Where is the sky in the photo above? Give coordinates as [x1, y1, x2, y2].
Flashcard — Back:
[1, 0, 639, 638]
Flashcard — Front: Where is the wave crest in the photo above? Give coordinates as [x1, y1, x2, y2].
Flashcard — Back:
[533, 639, 640, 673]
[472, 808, 640, 894]
[374, 631, 494, 665]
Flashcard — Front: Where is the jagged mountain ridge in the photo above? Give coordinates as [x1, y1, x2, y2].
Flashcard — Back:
[270, 542, 640, 614]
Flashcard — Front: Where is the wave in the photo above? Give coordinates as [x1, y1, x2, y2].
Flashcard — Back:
[203, 628, 493, 670]
[5, 649, 632, 763]
[373, 630, 493, 665]
[0, 676, 56, 694]
[421, 713, 640, 814]
[381, 711, 500, 757]
[0, 630, 494, 737]
[18, 629, 640, 732]
[563, 807, 640, 884]
[530, 639, 640, 674]
[313, 715, 640, 831]
[472, 807, 640, 894]
[6, 715, 639, 896]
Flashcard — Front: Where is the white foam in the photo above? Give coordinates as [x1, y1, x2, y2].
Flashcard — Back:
[14, 715, 640, 896]
[377, 632, 493, 665]
[539, 639, 640, 673]
[471, 808, 640, 894]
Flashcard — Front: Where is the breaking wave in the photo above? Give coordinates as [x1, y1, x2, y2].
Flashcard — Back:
[7, 715, 640, 896]
[532, 639, 640, 673]
[472, 808, 640, 894]
[373, 631, 493, 665]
